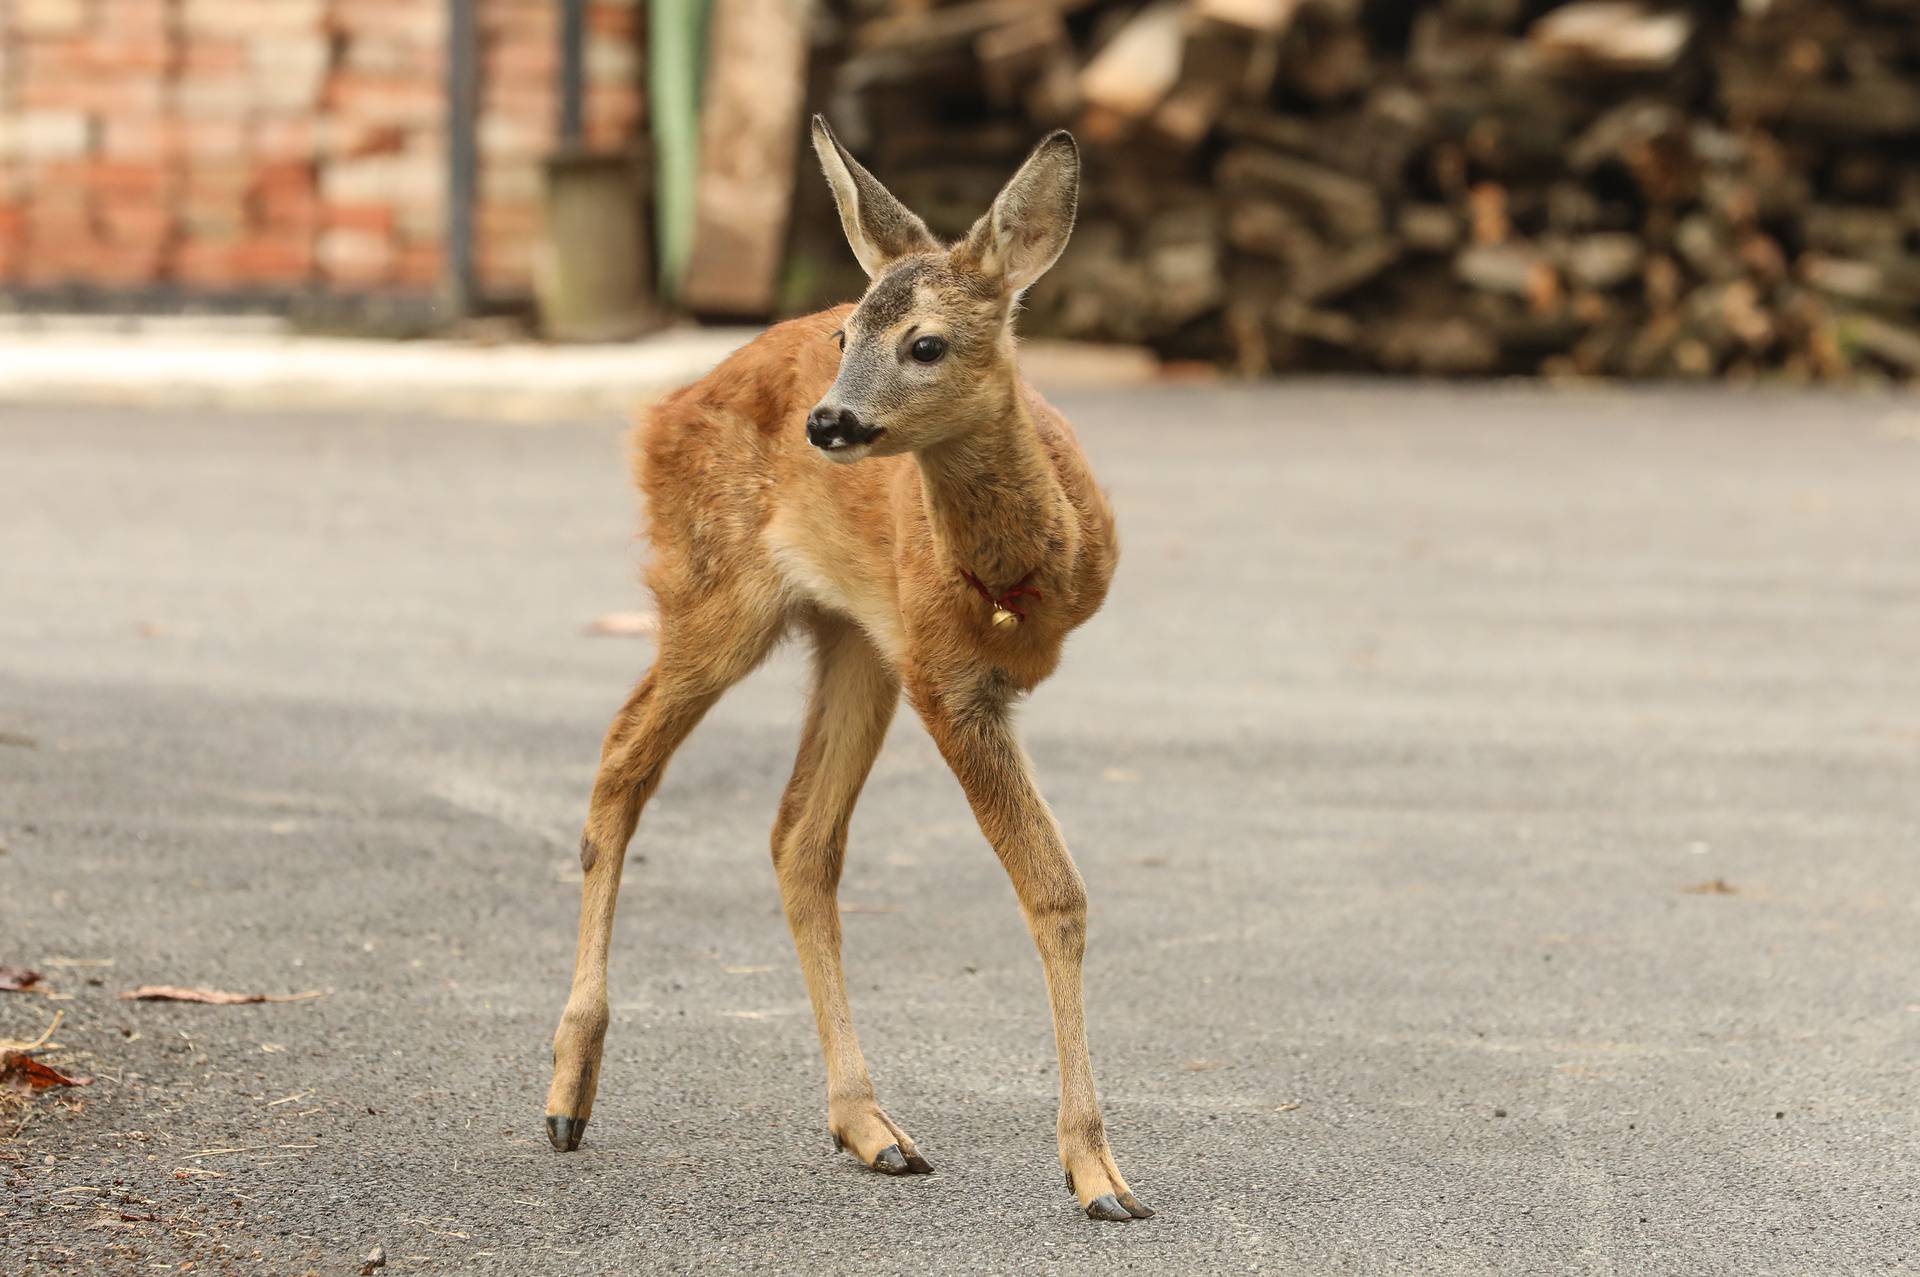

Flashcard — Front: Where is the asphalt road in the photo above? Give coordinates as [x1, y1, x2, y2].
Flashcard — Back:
[2, 386, 1917, 1275]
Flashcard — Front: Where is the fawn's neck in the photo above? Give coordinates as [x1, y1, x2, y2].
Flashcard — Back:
[914, 374, 1065, 588]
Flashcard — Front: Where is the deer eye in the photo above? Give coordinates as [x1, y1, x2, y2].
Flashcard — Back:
[909, 335, 947, 364]
[832, 329, 845, 351]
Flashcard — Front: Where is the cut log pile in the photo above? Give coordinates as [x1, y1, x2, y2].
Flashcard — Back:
[781, 0, 1920, 380]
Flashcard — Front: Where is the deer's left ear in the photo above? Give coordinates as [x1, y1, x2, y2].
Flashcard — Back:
[959, 131, 1079, 295]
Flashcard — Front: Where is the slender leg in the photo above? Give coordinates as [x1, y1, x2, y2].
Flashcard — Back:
[545, 604, 778, 1151]
[771, 618, 931, 1174]
[910, 670, 1152, 1221]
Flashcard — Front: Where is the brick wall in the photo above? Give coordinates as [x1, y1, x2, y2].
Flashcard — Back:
[474, 0, 643, 294]
[0, 0, 644, 300]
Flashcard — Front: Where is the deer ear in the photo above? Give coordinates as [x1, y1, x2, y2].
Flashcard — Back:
[960, 130, 1079, 295]
[811, 115, 938, 278]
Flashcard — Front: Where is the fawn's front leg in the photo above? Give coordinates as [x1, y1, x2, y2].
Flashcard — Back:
[911, 672, 1153, 1221]
[774, 618, 931, 1176]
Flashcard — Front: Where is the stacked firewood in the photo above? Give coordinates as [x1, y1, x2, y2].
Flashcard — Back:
[779, 0, 1920, 380]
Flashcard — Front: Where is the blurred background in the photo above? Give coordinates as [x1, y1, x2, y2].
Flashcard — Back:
[6, 5, 1920, 1272]
[1, 0, 1916, 380]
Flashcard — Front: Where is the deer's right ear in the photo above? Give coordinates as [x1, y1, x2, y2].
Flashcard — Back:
[811, 115, 938, 278]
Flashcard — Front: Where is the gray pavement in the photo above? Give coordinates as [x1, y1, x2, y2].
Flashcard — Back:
[2, 385, 1917, 1275]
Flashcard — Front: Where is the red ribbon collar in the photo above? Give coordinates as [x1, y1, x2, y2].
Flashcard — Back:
[959, 568, 1043, 622]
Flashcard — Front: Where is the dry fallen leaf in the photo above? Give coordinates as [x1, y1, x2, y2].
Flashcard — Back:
[1682, 878, 1738, 895]
[120, 986, 325, 1005]
[1184, 1059, 1226, 1072]
[0, 966, 43, 993]
[1, 1050, 92, 1090]
[583, 611, 658, 638]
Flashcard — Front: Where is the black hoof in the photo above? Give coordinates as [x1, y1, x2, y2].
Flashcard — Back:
[546, 1114, 587, 1152]
[831, 1130, 845, 1153]
[1118, 1191, 1155, 1218]
[903, 1149, 935, 1174]
[872, 1143, 910, 1175]
[1065, 1169, 1075, 1193]
[1086, 1193, 1134, 1222]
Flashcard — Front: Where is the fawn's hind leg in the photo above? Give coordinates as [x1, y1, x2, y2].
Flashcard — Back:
[771, 617, 930, 1175]
[545, 594, 780, 1152]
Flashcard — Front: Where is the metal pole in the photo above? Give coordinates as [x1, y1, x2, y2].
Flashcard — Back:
[444, 0, 479, 316]
[560, 0, 587, 148]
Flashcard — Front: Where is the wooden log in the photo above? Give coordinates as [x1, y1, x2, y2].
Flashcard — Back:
[1215, 147, 1383, 240]
[1562, 232, 1643, 291]
[1149, 20, 1269, 149]
[1143, 205, 1224, 326]
[1192, 0, 1300, 35]
[1531, 2, 1693, 73]
[1844, 314, 1920, 374]
[1567, 100, 1687, 174]
[1269, 299, 1361, 348]
[1485, 302, 1585, 359]
[1225, 300, 1273, 376]
[1408, 9, 1512, 81]
[1455, 242, 1543, 296]
[1441, 0, 1525, 30]
[1302, 240, 1398, 303]
[1545, 182, 1603, 233]
[857, 0, 1090, 56]
[1221, 90, 1428, 189]
[1370, 315, 1502, 375]
[1399, 205, 1461, 254]
[1673, 214, 1736, 281]
[679, 0, 809, 316]
[1282, 12, 1373, 104]
[1800, 254, 1920, 309]
[1219, 108, 1317, 155]
[1720, 65, 1920, 137]
[1152, 79, 1232, 149]
[1078, 1, 1187, 141]
[975, 10, 1077, 122]
[1802, 206, 1907, 259]
[1469, 182, 1510, 245]
[1226, 198, 1312, 260]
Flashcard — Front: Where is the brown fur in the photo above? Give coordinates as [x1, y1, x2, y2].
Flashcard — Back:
[545, 122, 1149, 1221]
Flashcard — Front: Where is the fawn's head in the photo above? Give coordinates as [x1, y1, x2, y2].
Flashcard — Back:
[804, 116, 1078, 462]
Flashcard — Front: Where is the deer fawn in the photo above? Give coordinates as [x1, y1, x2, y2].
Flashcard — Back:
[544, 117, 1150, 1222]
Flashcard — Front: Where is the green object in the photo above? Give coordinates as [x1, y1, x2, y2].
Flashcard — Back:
[649, 0, 712, 302]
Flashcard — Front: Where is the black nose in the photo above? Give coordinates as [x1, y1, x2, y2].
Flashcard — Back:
[806, 405, 880, 451]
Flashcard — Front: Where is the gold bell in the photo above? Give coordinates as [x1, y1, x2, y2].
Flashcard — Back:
[991, 607, 1020, 629]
